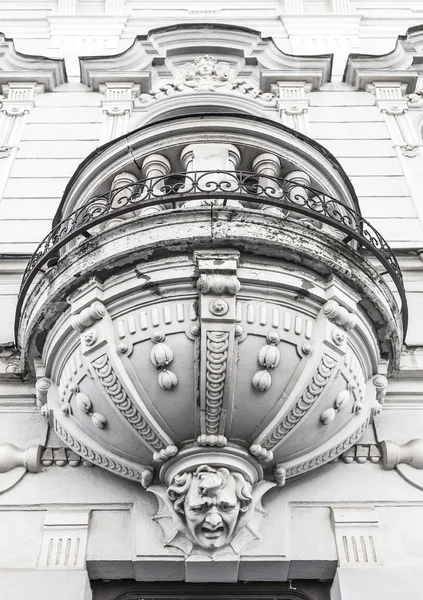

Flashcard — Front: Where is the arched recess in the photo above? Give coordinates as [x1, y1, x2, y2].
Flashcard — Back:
[129, 92, 278, 130]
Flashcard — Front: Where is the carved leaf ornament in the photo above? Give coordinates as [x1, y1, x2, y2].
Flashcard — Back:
[140, 55, 276, 105]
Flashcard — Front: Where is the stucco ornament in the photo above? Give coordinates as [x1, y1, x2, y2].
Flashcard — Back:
[183, 55, 233, 92]
[149, 462, 274, 556]
[140, 55, 276, 104]
[168, 465, 252, 549]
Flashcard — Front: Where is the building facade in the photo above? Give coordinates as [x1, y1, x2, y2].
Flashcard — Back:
[1, 2, 423, 599]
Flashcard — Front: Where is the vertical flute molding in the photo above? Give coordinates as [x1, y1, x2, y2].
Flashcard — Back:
[98, 82, 140, 144]
[331, 506, 384, 567]
[273, 81, 312, 135]
[57, 0, 77, 13]
[284, 0, 303, 13]
[367, 81, 423, 233]
[38, 511, 90, 570]
[105, 0, 126, 13]
[367, 82, 421, 152]
[0, 82, 44, 200]
[330, 0, 351, 12]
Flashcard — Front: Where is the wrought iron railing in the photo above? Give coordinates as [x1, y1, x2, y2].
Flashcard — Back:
[15, 170, 407, 338]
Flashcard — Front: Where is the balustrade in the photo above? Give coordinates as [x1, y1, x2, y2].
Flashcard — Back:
[179, 143, 242, 207]
[15, 119, 407, 340]
[139, 154, 172, 215]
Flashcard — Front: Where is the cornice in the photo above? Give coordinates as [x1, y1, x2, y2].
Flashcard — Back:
[343, 25, 423, 91]
[47, 14, 129, 38]
[0, 32, 66, 90]
[79, 23, 332, 91]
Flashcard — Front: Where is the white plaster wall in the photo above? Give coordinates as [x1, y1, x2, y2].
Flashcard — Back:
[1, 2, 423, 596]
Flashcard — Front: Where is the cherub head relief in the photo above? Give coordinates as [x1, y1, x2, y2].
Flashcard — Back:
[194, 55, 219, 78]
[168, 465, 253, 549]
[183, 56, 233, 91]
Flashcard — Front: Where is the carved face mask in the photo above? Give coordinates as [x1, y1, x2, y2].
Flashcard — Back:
[183, 474, 240, 549]
[196, 60, 216, 77]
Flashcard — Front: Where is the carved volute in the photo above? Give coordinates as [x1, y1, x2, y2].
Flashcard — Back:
[16, 105, 403, 555]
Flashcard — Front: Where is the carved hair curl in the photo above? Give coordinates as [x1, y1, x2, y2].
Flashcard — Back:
[194, 55, 218, 66]
[167, 465, 252, 515]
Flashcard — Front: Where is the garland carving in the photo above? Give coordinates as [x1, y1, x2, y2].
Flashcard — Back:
[91, 353, 164, 451]
[263, 354, 337, 450]
[205, 331, 229, 435]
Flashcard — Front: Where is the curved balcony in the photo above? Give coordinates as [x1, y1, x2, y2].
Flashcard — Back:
[16, 168, 406, 341]
[15, 112, 404, 554]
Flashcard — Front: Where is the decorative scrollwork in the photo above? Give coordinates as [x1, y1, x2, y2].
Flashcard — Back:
[205, 331, 229, 435]
[262, 353, 338, 450]
[91, 353, 164, 451]
[15, 169, 407, 340]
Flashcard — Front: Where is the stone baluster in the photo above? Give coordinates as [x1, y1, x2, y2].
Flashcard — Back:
[284, 170, 310, 204]
[139, 154, 172, 216]
[179, 143, 242, 208]
[283, 169, 327, 232]
[102, 171, 139, 230]
[252, 152, 284, 216]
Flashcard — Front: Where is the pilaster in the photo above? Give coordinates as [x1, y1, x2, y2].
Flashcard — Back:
[98, 83, 140, 144]
[367, 81, 423, 239]
[367, 82, 420, 156]
[272, 81, 312, 134]
[0, 82, 44, 200]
